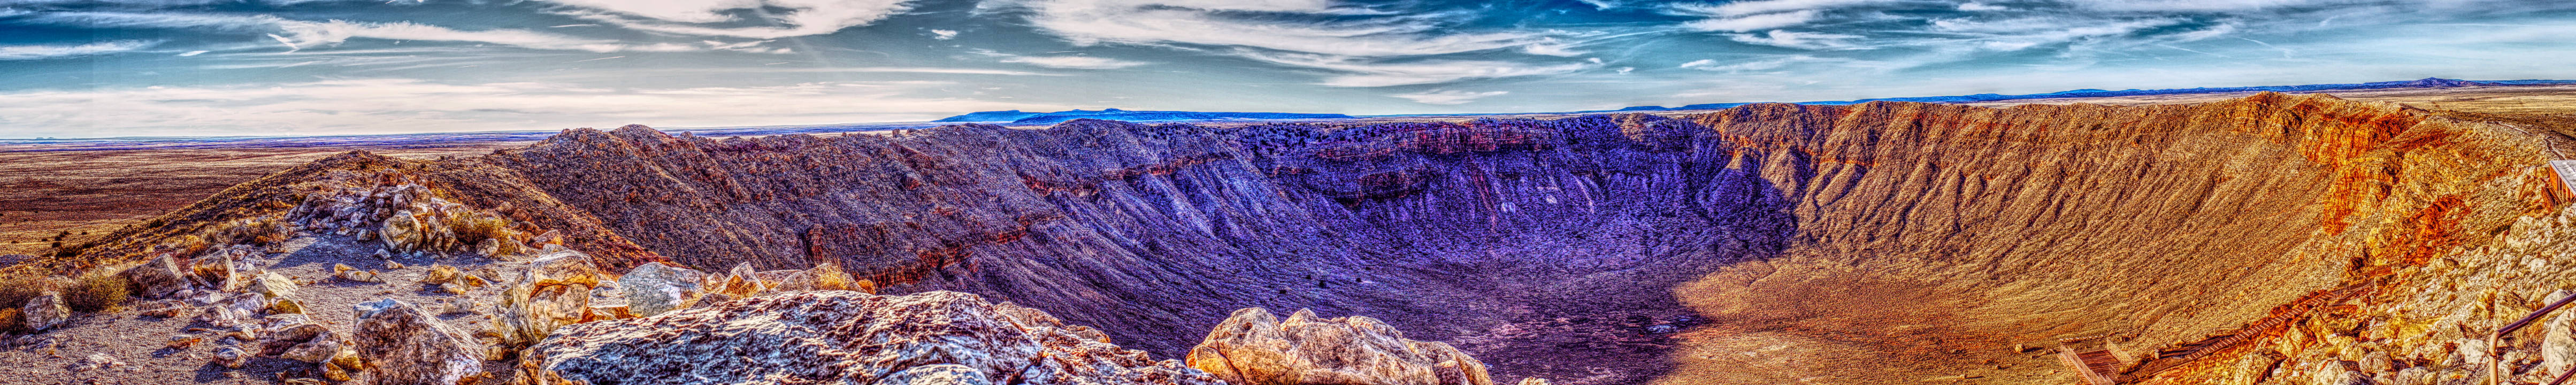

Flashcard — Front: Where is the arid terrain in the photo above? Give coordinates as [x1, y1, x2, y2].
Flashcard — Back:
[9, 84, 2576, 385]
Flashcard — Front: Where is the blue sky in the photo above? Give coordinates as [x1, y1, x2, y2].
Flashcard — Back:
[2, 0, 2573, 138]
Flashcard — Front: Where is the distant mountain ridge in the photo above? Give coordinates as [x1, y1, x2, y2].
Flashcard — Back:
[1593, 78, 2576, 112]
[933, 108, 1354, 124]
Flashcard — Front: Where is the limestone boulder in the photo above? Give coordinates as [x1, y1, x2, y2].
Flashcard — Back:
[617, 261, 707, 317]
[122, 253, 189, 298]
[493, 249, 606, 347]
[513, 291, 1220, 385]
[354, 299, 485, 385]
[1186, 307, 1496, 385]
[20, 292, 70, 332]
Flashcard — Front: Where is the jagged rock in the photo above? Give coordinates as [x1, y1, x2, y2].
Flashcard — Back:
[424, 264, 461, 285]
[188, 250, 244, 292]
[123, 253, 188, 298]
[19, 292, 69, 332]
[354, 299, 485, 385]
[270, 297, 307, 314]
[493, 249, 606, 347]
[213, 345, 249, 368]
[514, 291, 1220, 385]
[617, 262, 706, 317]
[709, 263, 769, 298]
[1187, 307, 1495, 385]
[251, 271, 298, 299]
[259, 319, 334, 357]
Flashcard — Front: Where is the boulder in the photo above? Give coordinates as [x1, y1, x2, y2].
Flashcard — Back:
[354, 299, 485, 385]
[122, 253, 189, 298]
[20, 292, 70, 332]
[493, 249, 606, 347]
[513, 291, 1220, 385]
[1186, 308, 1496, 385]
[259, 320, 335, 357]
[189, 251, 244, 292]
[617, 262, 706, 317]
[251, 271, 299, 299]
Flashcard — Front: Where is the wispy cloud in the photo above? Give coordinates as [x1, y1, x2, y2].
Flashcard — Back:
[1241, 51, 1596, 87]
[1727, 30, 1865, 49]
[24, 12, 774, 53]
[0, 40, 157, 60]
[545, 0, 917, 39]
[998, 55, 1149, 70]
[1390, 89, 1506, 105]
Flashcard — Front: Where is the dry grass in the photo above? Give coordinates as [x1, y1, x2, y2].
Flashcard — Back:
[62, 269, 131, 313]
[0, 308, 20, 333]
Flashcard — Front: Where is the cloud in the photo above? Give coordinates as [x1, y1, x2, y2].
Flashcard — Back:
[25, 12, 790, 53]
[545, 0, 917, 39]
[1956, 2, 2010, 11]
[0, 78, 1056, 138]
[1390, 89, 1506, 105]
[1241, 51, 1596, 87]
[994, 0, 1571, 57]
[0, 40, 157, 60]
[930, 29, 959, 40]
[1727, 30, 1865, 49]
[1684, 10, 1820, 32]
[998, 55, 1150, 70]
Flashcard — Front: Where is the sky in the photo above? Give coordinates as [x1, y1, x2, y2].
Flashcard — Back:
[2, 0, 2574, 138]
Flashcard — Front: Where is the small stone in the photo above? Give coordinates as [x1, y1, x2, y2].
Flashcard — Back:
[438, 283, 470, 295]
[73, 353, 125, 372]
[165, 334, 202, 349]
[424, 264, 461, 285]
[386, 260, 405, 270]
[270, 297, 307, 314]
[213, 346, 249, 368]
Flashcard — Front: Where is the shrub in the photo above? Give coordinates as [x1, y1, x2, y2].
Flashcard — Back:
[0, 275, 38, 310]
[0, 308, 20, 333]
[62, 270, 132, 313]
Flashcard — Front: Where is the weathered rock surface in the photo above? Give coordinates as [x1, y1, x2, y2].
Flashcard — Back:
[514, 290, 1220, 385]
[493, 249, 605, 347]
[615, 261, 704, 317]
[354, 298, 485, 385]
[19, 292, 69, 332]
[1188, 307, 1494, 385]
[121, 253, 188, 298]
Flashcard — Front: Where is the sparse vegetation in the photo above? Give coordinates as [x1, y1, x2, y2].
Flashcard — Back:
[63, 269, 133, 313]
[0, 308, 21, 333]
[0, 275, 39, 310]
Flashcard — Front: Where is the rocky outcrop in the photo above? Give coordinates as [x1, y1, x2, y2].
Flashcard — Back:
[1187, 307, 1495, 385]
[513, 291, 1220, 385]
[493, 248, 605, 348]
[354, 298, 485, 385]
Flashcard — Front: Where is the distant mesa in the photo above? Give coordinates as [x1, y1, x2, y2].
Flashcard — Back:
[934, 108, 1354, 124]
[1598, 77, 2576, 112]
